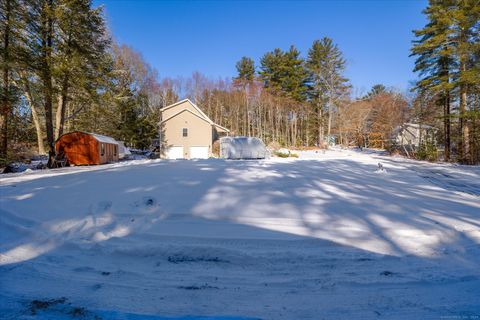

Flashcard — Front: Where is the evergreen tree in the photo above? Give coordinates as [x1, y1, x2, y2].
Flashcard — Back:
[259, 46, 308, 102]
[412, 0, 456, 161]
[234, 56, 255, 86]
[234, 56, 255, 136]
[282, 46, 309, 103]
[412, 0, 480, 163]
[53, 0, 110, 139]
[259, 48, 285, 95]
[451, 0, 480, 163]
[0, 0, 23, 163]
[306, 37, 350, 145]
[259, 46, 309, 145]
[100, 43, 159, 149]
[365, 84, 387, 98]
[19, 0, 112, 165]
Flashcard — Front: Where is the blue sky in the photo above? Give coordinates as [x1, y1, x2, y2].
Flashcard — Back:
[93, 0, 428, 94]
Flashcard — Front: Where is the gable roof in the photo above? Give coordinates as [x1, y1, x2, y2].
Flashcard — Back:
[160, 108, 212, 125]
[160, 99, 230, 132]
[90, 133, 119, 144]
[57, 131, 118, 145]
[161, 99, 213, 124]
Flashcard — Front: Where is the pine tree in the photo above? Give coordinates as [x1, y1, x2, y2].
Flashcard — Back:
[0, 0, 13, 163]
[282, 46, 309, 103]
[259, 46, 309, 145]
[19, 0, 112, 164]
[234, 56, 255, 136]
[412, 0, 480, 163]
[259, 46, 308, 102]
[412, 0, 457, 162]
[0, 0, 25, 164]
[451, 0, 480, 163]
[306, 37, 350, 145]
[39, 0, 56, 166]
[53, 0, 110, 139]
[234, 56, 255, 86]
[365, 84, 387, 98]
[97, 43, 159, 149]
[259, 48, 285, 95]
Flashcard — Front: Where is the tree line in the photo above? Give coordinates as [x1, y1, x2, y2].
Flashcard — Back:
[1, 0, 479, 167]
[411, 0, 480, 164]
[0, 0, 162, 166]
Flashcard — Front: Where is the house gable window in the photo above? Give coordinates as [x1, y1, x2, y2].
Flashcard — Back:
[182, 128, 188, 137]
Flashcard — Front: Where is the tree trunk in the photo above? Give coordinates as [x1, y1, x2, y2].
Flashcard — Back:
[23, 75, 46, 154]
[458, 25, 471, 164]
[305, 111, 309, 147]
[1, 0, 11, 162]
[327, 100, 333, 144]
[443, 92, 450, 161]
[55, 76, 69, 139]
[42, 0, 56, 167]
[459, 85, 470, 163]
[245, 89, 250, 137]
[317, 103, 323, 146]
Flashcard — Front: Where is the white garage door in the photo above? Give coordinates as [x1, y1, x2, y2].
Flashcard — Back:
[190, 146, 209, 159]
[165, 146, 184, 159]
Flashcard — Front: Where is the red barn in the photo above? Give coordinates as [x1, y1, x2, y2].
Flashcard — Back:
[55, 131, 119, 165]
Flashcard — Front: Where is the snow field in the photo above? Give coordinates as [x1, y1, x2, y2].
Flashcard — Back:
[1, 149, 479, 319]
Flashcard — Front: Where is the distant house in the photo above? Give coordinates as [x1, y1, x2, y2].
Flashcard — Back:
[392, 123, 438, 147]
[159, 99, 229, 159]
[55, 131, 119, 165]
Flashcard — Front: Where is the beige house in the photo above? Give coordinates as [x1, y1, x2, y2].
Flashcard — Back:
[159, 99, 229, 159]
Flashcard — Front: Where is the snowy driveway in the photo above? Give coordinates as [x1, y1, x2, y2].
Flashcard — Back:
[1, 149, 479, 319]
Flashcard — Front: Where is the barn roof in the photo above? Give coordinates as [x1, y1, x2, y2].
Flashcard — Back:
[90, 133, 118, 144]
[57, 131, 118, 145]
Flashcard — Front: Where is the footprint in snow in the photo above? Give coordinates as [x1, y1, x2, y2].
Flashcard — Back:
[143, 196, 157, 207]
[132, 196, 157, 209]
[92, 283, 103, 291]
[73, 266, 95, 273]
[90, 200, 112, 215]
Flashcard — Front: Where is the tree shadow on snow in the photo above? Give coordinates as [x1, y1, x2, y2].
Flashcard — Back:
[1, 157, 480, 318]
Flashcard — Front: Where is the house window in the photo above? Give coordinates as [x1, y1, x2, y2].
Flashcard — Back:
[101, 143, 105, 156]
[113, 145, 117, 157]
[182, 128, 188, 137]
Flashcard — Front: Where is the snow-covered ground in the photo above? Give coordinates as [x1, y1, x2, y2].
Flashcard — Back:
[1, 149, 479, 319]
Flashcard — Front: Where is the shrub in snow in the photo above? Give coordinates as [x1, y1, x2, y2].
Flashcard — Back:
[275, 152, 289, 158]
[276, 148, 290, 156]
[2, 160, 47, 173]
[212, 140, 220, 157]
[416, 141, 438, 162]
[274, 148, 299, 158]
